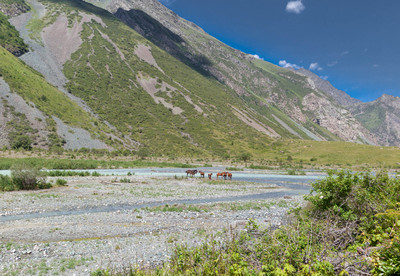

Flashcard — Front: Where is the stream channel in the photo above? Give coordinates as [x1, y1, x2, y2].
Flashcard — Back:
[0, 167, 325, 222]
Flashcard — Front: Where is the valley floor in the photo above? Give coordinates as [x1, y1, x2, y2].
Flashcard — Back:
[0, 175, 304, 275]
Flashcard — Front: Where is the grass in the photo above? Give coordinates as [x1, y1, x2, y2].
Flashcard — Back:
[225, 167, 243, 171]
[1, 0, 399, 164]
[0, 11, 29, 55]
[0, 157, 194, 170]
[0, 47, 112, 148]
[142, 200, 296, 213]
[18, 0, 273, 158]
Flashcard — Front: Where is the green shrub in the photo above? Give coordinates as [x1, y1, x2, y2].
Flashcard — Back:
[306, 170, 400, 222]
[0, 175, 16, 191]
[287, 169, 296, 175]
[55, 178, 67, 186]
[119, 178, 131, 183]
[10, 134, 32, 150]
[11, 163, 46, 190]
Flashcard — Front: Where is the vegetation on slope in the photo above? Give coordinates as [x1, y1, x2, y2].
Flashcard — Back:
[0, 47, 112, 148]
[23, 0, 274, 157]
[0, 0, 30, 15]
[0, 11, 28, 56]
[266, 139, 400, 168]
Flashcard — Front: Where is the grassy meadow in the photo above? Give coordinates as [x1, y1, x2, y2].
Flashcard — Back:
[0, 138, 399, 170]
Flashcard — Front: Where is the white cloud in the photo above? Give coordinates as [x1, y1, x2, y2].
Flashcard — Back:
[327, 61, 338, 67]
[373, 64, 379, 68]
[340, 50, 350, 56]
[252, 54, 264, 60]
[279, 60, 301, 69]
[309, 62, 323, 71]
[320, 75, 329, 80]
[286, 1, 305, 14]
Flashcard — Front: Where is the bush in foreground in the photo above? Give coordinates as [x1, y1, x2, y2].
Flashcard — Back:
[0, 164, 50, 191]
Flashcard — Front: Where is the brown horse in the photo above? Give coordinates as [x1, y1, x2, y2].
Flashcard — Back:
[217, 172, 227, 180]
[185, 169, 198, 177]
[199, 171, 205, 178]
[208, 173, 213, 180]
[227, 172, 232, 180]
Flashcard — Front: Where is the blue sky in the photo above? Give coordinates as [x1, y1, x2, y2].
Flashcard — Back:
[159, 0, 400, 102]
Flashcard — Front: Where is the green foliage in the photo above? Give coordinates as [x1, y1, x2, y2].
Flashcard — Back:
[306, 170, 400, 222]
[45, 170, 91, 177]
[119, 177, 131, 183]
[1, 163, 51, 191]
[225, 167, 243, 171]
[238, 152, 252, 162]
[0, 11, 28, 55]
[11, 163, 48, 190]
[145, 204, 202, 213]
[10, 134, 32, 150]
[0, 157, 194, 170]
[55, 178, 67, 186]
[0, 174, 15, 191]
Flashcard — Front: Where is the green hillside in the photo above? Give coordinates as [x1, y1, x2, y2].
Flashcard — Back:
[1, 0, 395, 157]
[22, 0, 278, 158]
[0, 46, 112, 149]
[0, 11, 28, 55]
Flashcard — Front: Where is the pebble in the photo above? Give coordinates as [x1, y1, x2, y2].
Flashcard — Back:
[0, 175, 305, 275]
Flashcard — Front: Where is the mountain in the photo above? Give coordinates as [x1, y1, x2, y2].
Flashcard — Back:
[351, 94, 400, 146]
[93, 0, 378, 144]
[295, 68, 361, 107]
[0, 0, 399, 157]
[0, 7, 28, 56]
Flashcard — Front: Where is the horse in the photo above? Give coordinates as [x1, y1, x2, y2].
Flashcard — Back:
[208, 173, 213, 180]
[227, 172, 232, 180]
[199, 171, 205, 178]
[185, 169, 198, 177]
[216, 172, 227, 180]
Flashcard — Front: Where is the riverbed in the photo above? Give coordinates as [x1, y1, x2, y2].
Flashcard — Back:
[0, 169, 323, 275]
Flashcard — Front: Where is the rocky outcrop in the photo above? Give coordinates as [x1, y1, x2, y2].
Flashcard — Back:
[295, 68, 361, 107]
[351, 94, 400, 146]
[302, 93, 377, 144]
[0, 1, 30, 17]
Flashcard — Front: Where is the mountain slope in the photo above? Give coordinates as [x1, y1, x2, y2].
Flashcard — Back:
[3, 0, 400, 156]
[91, 0, 378, 145]
[351, 94, 400, 146]
[4, 0, 285, 157]
[0, 46, 113, 150]
[0, 10, 28, 56]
